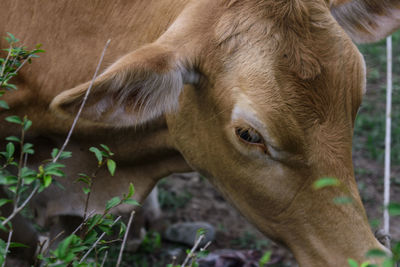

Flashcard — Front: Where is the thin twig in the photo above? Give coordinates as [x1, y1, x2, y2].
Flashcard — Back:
[33, 238, 48, 267]
[79, 216, 121, 264]
[71, 210, 96, 236]
[1, 230, 13, 267]
[40, 230, 65, 258]
[181, 234, 205, 267]
[53, 39, 111, 163]
[2, 185, 39, 226]
[23, 153, 28, 167]
[14, 55, 32, 74]
[0, 45, 12, 80]
[116, 211, 135, 267]
[201, 241, 211, 251]
[14, 124, 26, 210]
[100, 251, 108, 267]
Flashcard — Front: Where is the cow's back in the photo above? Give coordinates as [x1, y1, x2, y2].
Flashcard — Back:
[0, 0, 189, 134]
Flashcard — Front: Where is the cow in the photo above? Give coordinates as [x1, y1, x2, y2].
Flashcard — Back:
[1, 0, 400, 266]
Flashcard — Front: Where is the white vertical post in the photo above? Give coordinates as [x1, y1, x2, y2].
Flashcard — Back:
[384, 36, 392, 239]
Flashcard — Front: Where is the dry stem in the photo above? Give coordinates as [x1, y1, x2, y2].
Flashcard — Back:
[53, 39, 111, 163]
[181, 234, 205, 267]
[1, 230, 13, 267]
[79, 216, 121, 264]
[116, 210, 135, 267]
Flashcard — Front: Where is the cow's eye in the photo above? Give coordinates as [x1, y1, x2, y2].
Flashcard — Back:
[235, 127, 263, 144]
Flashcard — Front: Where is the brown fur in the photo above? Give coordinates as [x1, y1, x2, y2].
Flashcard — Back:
[332, 0, 400, 43]
[1, 0, 399, 266]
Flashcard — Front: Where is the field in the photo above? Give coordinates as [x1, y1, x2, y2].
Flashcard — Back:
[103, 32, 400, 266]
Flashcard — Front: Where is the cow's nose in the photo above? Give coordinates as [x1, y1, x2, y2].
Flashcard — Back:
[374, 229, 392, 253]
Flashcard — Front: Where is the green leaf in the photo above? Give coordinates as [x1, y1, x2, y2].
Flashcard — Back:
[6, 32, 18, 43]
[388, 202, 400, 216]
[51, 148, 59, 159]
[5, 115, 22, 124]
[54, 234, 74, 259]
[0, 175, 17, 185]
[76, 174, 91, 185]
[59, 151, 72, 160]
[122, 199, 140, 206]
[4, 83, 16, 90]
[197, 228, 206, 237]
[8, 185, 16, 193]
[347, 259, 359, 267]
[259, 251, 272, 266]
[82, 187, 90, 194]
[107, 159, 116, 176]
[86, 214, 102, 232]
[127, 183, 135, 198]
[6, 142, 14, 159]
[105, 197, 121, 210]
[313, 177, 340, 190]
[9, 242, 29, 248]
[43, 175, 52, 188]
[0, 100, 9, 109]
[44, 169, 64, 177]
[197, 250, 209, 258]
[119, 222, 127, 236]
[23, 119, 32, 131]
[89, 147, 102, 164]
[0, 199, 11, 208]
[51, 148, 72, 160]
[5, 136, 20, 142]
[100, 144, 113, 156]
[44, 162, 65, 170]
[366, 249, 387, 258]
[22, 143, 34, 154]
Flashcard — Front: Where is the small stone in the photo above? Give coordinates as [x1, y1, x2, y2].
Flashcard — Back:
[163, 222, 215, 246]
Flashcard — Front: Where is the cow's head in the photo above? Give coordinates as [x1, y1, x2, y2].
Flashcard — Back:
[51, 0, 400, 265]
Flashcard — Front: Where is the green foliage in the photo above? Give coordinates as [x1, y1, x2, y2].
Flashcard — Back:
[388, 203, 400, 216]
[313, 177, 340, 189]
[258, 251, 271, 267]
[157, 179, 192, 211]
[0, 33, 140, 266]
[0, 32, 44, 92]
[231, 231, 269, 250]
[139, 231, 162, 253]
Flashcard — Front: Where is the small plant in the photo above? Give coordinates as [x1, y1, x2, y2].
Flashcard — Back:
[138, 231, 162, 253]
[0, 34, 140, 266]
[0, 33, 44, 99]
[158, 179, 192, 211]
[167, 229, 211, 267]
[231, 231, 269, 251]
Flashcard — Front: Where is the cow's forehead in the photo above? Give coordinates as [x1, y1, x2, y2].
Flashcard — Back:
[212, 0, 365, 122]
[215, 0, 335, 76]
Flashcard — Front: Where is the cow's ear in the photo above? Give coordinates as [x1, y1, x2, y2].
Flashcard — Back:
[330, 0, 400, 43]
[51, 44, 198, 126]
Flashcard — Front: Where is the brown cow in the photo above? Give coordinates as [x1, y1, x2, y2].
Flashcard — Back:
[1, 0, 400, 266]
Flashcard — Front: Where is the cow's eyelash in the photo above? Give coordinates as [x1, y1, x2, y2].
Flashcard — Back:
[235, 127, 263, 144]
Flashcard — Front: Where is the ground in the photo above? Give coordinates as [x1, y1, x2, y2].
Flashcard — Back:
[107, 33, 400, 266]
